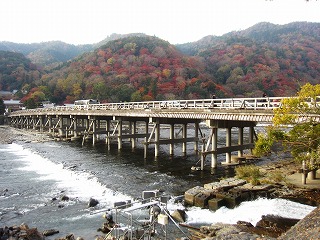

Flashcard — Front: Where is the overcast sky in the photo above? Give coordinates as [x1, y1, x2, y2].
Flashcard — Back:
[0, 0, 319, 45]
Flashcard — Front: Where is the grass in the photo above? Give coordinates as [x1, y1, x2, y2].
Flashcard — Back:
[235, 165, 262, 185]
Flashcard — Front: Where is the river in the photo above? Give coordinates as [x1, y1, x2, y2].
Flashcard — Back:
[0, 126, 316, 239]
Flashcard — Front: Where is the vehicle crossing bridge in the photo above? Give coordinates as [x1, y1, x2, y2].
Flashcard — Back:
[8, 97, 284, 169]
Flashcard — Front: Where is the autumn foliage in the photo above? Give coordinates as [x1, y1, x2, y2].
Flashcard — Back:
[1, 22, 320, 105]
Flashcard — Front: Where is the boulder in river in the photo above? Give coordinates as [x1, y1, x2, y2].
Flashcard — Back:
[42, 229, 59, 236]
[88, 197, 99, 207]
[171, 209, 186, 223]
[60, 195, 69, 201]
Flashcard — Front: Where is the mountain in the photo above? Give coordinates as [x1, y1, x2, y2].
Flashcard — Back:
[0, 41, 92, 69]
[1, 22, 320, 105]
[0, 34, 148, 69]
[176, 22, 320, 97]
[0, 50, 42, 93]
[94, 33, 148, 48]
[39, 35, 218, 104]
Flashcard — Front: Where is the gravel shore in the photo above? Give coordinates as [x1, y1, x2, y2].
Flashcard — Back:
[0, 125, 53, 144]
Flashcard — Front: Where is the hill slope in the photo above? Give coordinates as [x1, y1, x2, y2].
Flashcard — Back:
[1, 22, 320, 104]
[176, 22, 320, 97]
[0, 41, 92, 68]
[41, 35, 218, 103]
[0, 34, 148, 69]
[0, 51, 42, 92]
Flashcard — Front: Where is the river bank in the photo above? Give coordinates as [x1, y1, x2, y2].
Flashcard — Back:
[0, 125, 53, 144]
[1, 125, 320, 239]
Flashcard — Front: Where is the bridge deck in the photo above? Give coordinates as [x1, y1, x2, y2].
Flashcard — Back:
[9, 97, 281, 123]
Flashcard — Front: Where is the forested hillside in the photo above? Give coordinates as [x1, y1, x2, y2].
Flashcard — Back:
[0, 41, 92, 69]
[0, 33, 147, 69]
[1, 22, 320, 106]
[0, 51, 42, 93]
[40, 36, 218, 104]
[176, 22, 320, 97]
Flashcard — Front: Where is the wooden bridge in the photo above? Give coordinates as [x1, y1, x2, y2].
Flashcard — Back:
[8, 97, 283, 169]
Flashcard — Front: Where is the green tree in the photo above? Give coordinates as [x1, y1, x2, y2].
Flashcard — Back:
[259, 83, 320, 184]
[131, 90, 142, 102]
[0, 98, 5, 115]
[24, 98, 37, 109]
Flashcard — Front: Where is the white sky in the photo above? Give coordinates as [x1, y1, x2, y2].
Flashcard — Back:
[0, 0, 319, 45]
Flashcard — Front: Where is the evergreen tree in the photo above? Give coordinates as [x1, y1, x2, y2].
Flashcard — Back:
[0, 98, 5, 115]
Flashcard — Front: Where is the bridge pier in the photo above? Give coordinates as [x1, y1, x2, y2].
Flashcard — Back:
[204, 120, 256, 169]
[226, 127, 232, 164]
[211, 127, 218, 168]
[182, 123, 187, 154]
[194, 122, 199, 152]
[73, 116, 78, 139]
[238, 127, 244, 157]
[169, 124, 174, 155]
[92, 117, 97, 145]
[130, 121, 136, 149]
[144, 121, 149, 159]
[117, 119, 123, 150]
[154, 121, 160, 157]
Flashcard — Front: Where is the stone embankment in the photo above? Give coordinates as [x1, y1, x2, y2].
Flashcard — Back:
[183, 163, 320, 239]
[0, 223, 57, 240]
[184, 177, 274, 211]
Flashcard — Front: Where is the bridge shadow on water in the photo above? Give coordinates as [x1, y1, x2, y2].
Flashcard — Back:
[72, 139, 237, 191]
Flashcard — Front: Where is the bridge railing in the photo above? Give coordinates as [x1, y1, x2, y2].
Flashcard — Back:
[9, 97, 285, 115]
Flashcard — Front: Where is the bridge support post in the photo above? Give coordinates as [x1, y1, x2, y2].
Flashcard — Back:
[66, 117, 71, 139]
[131, 121, 136, 149]
[154, 122, 160, 157]
[238, 127, 244, 157]
[59, 116, 63, 138]
[92, 117, 97, 145]
[48, 116, 52, 134]
[226, 127, 231, 164]
[249, 126, 254, 154]
[73, 116, 78, 138]
[182, 123, 187, 154]
[29, 117, 32, 129]
[169, 124, 174, 155]
[144, 121, 149, 159]
[39, 116, 44, 132]
[211, 128, 218, 168]
[106, 120, 110, 150]
[32, 116, 36, 130]
[117, 120, 123, 150]
[201, 144, 205, 170]
[194, 122, 199, 152]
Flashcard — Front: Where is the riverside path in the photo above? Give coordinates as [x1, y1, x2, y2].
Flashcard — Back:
[8, 96, 285, 169]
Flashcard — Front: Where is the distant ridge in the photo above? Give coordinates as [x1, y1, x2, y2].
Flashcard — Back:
[1, 22, 320, 104]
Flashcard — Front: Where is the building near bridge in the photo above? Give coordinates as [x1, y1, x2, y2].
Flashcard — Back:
[3, 99, 24, 113]
[0, 90, 18, 100]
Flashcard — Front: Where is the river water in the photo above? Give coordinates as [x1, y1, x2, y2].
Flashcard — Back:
[0, 126, 316, 239]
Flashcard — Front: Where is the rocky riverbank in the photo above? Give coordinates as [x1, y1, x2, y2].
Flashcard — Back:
[0, 125, 53, 144]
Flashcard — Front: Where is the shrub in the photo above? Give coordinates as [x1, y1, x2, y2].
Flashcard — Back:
[235, 165, 261, 185]
[267, 170, 285, 183]
[253, 133, 274, 157]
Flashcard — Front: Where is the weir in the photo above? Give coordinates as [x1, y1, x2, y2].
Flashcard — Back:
[7, 97, 282, 169]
